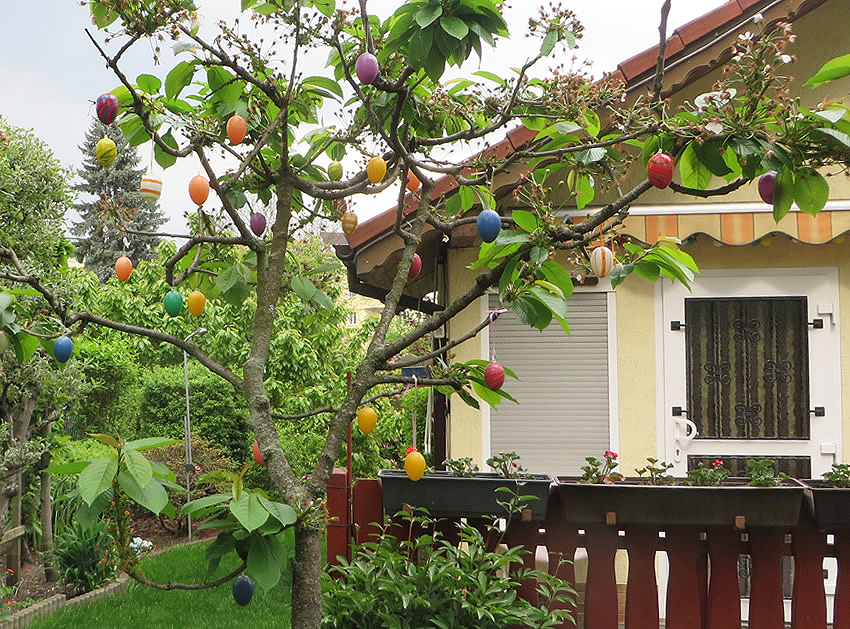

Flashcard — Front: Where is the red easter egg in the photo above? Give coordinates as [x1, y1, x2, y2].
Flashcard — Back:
[647, 152, 674, 189]
[484, 361, 505, 391]
[406, 170, 420, 192]
[408, 253, 422, 279]
[96, 93, 119, 125]
[758, 171, 777, 204]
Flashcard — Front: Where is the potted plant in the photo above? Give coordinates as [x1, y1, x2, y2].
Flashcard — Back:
[803, 464, 850, 530]
[378, 452, 553, 521]
[556, 454, 805, 528]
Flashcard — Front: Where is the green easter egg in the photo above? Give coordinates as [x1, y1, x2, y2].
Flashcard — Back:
[164, 290, 183, 317]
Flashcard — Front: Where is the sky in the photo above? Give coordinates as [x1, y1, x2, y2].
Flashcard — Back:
[0, 0, 725, 235]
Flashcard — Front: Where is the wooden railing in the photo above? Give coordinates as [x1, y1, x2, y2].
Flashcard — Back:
[326, 470, 850, 629]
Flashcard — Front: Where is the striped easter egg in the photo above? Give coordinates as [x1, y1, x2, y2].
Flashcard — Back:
[96, 93, 119, 124]
[341, 211, 358, 235]
[95, 137, 117, 167]
[589, 246, 615, 278]
[140, 173, 162, 201]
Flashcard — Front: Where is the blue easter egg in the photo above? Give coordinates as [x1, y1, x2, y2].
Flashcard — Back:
[232, 575, 254, 606]
[53, 336, 73, 363]
[477, 209, 501, 243]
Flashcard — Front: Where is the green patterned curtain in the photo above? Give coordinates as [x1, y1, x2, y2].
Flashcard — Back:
[685, 297, 810, 439]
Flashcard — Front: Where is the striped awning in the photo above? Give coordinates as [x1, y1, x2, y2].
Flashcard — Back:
[618, 207, 850, 246]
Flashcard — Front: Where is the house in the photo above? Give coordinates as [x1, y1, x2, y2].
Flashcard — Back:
[337, 0, 850, 486]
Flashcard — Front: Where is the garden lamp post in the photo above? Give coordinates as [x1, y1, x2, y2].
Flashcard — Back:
[183, 327, 207, 541]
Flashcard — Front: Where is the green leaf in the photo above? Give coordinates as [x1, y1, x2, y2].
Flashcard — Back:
[805, 53, 850, 87]
[13, 331, 39, 363]
[165, 61, 196, 99]
[118, 472, 169, 515]
[540, 260, 574, 299]
[311, 290, 334, 312]
[247, 534, 285, 591]
[77, 489, 112, 528]
[78, 456, 119, 506]
[540, 29, 557, 56]
[440, 16, 468, 39]
[473, 70, 507, 87]
[575, 174, 595, 210]
[123, 447, 153, 489]
[817, 127, 850, 148]
[511, 210, 542, 233]
[414, 3, 442, 27]
[529, 246, 548, 265]
[258, 495, 297, 527]
[793, 168, 829, 215]
[89, 433, 121, 449]
[772, 169, 795, 222]
[679, 142, 712, 190]
[407, 26, 434, 70]
[291, 276, 317, 302]
[136, 74, 162, 94]
[229, 493, 269, 532]
[155, 130, 179, 169]
[813, 108, 846, 124]
[207, 67, 243, 107]
[301, 76, 343, 100]
[124, 437, 182, 451]
[44, 461, 91, 475]
[529, 287, 568, 319]
[694, 139, 732, 177]
[470, 380, 503, 407]
[181, 494, 231, 516]
[633, 262, 661, 282]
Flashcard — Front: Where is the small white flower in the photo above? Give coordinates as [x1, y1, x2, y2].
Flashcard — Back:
[753, 13, 764, 24]
[738, 32, 753, 41]
[780, 54, 793, 64]
[788, 34, 797, 43]
[706, 122, 724, 135]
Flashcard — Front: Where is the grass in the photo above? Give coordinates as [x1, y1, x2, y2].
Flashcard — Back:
[27, 540, 292, 629]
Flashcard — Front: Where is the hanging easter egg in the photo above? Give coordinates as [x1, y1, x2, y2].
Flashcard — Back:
[164, 290, 183, 317]
[405, 448, 426, 481]
[53, 336, 74, 363]
[232, 575, 254, 606]
[408, 253, 422, 279]
[115, 256, 133, 281]
[589, 246, 615, 278]
[366, 156, 386, 184]
[252, 441, 264, 466]
[355, 52, 379, 84]
[226, 115, 247, 145]
[188, 176, 210, 206]
[328, 161, 343, 181]
[357, 407, 377, 435]
[95, 137, 117, 167]
[0, 331, 10, 354]
[647, 152, 674, 189]
[140, 173, 162, 201]
[341, 211, 358, 235]
[758, 171, 777, 205]
[484, 361, 505, 391]
[406, 170, 420, 192]
[187, 290, 206, 316]
[250, 213, 266, 237]
[95, 92, 119, 125]
[332, 198, 347, 215]
[477, 209, 501, 243]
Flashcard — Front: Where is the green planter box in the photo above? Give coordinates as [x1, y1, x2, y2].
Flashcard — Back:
[556, 477, 805, 528]
[378, 470, 553, 520]
[804, 481, 850, 530]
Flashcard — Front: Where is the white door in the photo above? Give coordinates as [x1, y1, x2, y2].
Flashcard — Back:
[660, 268, 842, 478]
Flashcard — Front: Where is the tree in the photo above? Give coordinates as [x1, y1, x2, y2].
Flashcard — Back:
[2, 1, 850, 626]
[72, 119, 165, 281]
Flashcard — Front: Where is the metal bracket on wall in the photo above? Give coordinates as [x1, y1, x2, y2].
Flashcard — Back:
[672, 406, 688, 416]
[809, 407, 825, 417]
[670, 321, 686, 331]
[809, 319, 824, 329]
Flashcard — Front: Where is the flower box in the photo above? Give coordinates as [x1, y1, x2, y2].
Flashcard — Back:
[803, 480, 850, 530]
[556, 477, 805, 528]
[378, 469, 553, 521]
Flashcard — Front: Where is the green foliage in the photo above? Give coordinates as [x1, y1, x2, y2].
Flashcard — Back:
[635, 457, 675, 485]
[135, 365, 251, 462]
[824, 463, 850, 488]
[53, 520, 119, 596]
[580, 451, 623, 484]
[443, 456, 479, 477]
[686, 459, 730, 487]
[746, 459, 788, 487]
[486, 451, 528, 479]
[323, 510, 575, 628]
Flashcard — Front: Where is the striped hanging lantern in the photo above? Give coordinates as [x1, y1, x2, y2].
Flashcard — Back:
[140, 173, 162, 201]
[589, 246, 615, 278]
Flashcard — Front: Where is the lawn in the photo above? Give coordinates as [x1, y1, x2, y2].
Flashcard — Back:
[27, 540, 292, 629]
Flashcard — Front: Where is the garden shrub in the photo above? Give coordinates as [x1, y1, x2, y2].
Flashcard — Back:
[53, 520, 119, 596]
[323, 509, 575, 628]
[134, 365, 251, 462]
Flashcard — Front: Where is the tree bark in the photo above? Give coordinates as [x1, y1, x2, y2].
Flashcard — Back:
[39, 420, 56, 582]
[290, 523, 323, 629]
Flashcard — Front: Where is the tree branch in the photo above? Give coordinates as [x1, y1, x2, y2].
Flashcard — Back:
[669, 178, 748, 197]
[380, 315, 498, 371]
[126, 560, 247, 591]
[651, 0, 673, 111]
[271, 388, 406, 421]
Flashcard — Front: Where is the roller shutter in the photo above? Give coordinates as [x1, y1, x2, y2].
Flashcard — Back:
[488, 292, 611, 475]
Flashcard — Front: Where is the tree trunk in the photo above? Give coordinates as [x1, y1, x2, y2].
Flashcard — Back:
[39, 421, 56, 582]
[290, 523, 323, 629]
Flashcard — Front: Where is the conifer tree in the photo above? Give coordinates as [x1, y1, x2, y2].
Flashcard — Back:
[71, 120, 165, 281]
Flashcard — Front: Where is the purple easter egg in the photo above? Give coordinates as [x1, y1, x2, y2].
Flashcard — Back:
[355, 53, 379, 85]
[250, 213, 266, 237]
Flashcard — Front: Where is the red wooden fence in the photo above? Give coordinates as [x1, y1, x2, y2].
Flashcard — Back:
[327, 473, 848, 628]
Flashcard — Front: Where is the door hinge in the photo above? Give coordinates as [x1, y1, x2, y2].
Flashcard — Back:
[810, 406, 826, 417]
[809, 319, 824, 329]
[672, 406, 688, 417]
[670, 321, 686, 331]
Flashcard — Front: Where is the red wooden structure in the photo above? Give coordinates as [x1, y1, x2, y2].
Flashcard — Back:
[327, 471, 849, 628]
